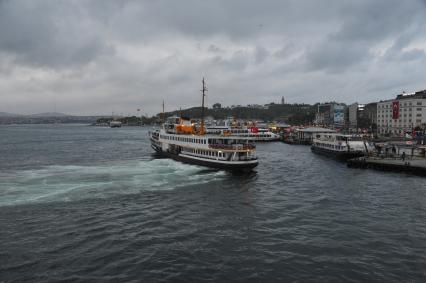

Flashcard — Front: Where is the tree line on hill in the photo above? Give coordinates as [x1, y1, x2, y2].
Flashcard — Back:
[96, 103, 327, 125]
[162, 103, 318, 124]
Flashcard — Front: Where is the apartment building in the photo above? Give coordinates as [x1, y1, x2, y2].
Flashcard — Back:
[377, 90, 426, 135]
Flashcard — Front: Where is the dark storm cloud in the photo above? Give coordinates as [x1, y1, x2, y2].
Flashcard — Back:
[1, 0, 426, 115]
[304, 0, 426, 71]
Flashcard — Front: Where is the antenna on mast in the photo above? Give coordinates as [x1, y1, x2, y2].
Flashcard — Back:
[200, 78, 207, 135]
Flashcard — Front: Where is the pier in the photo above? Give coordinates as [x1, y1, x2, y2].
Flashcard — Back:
[347, 156, 426, 176]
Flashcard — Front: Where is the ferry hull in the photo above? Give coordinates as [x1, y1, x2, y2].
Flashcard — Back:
[311, 145, 366, 161]
[151, 144, 258, 172]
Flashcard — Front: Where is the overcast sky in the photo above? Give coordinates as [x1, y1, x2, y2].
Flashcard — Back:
[1, 0, 426, 115]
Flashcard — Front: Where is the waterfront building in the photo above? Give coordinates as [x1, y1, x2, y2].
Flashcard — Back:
[364, 102, 378, 132]
[377, 90, 426, 136]
[348, 102, 376, 133]
[348, 103, 359, 131]
[315, 103, 346, 128]
[294, 127, 335, 144]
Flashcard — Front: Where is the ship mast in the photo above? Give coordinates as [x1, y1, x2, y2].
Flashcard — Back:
[200, 78, 207, 135]
[162, 100, 165, 124]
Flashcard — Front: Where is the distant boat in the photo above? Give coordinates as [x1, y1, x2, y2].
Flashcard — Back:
[110, 120, 122, 128]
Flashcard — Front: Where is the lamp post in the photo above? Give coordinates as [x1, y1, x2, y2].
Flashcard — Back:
[137, 109, 142, 126]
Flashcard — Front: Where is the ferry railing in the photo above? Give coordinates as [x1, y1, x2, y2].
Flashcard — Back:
[209, 144, 256, 150]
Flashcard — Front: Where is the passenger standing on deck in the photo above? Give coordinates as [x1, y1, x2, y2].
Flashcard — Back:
[402, 152, 406, 162]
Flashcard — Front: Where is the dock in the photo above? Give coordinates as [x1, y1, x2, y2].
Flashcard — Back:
[347, 156, 426, 176]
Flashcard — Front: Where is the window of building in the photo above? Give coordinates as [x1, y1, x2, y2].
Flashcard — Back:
[417, 102, 422, 106]
[417, 108, 422, 111]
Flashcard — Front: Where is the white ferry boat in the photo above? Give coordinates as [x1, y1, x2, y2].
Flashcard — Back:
[109, 120, 122, 128]
[149, 79, 258, 171]
[206, 120, 280, 142]
[311, 133, 374, 160]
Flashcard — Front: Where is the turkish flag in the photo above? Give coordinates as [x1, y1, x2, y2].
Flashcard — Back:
[392, 101, 399, 119]
[250, 127, 259, 133]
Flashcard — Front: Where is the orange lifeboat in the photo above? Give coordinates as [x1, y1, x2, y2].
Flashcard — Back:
[176, 124, 195, 134]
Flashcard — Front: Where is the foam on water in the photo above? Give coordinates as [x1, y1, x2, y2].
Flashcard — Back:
[0, 158, 226, 207]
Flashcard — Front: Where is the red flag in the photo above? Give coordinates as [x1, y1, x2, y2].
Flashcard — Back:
[392, 101, 399, 119]
[250, 127, 259, 133]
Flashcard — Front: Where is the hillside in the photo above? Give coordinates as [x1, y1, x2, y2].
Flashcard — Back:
[0, 112, 21, 117]
[162, 104, 317, 124]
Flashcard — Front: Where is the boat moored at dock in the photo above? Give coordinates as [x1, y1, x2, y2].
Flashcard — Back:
[311, 133, 374, 160]
[206, 119, 280, 142]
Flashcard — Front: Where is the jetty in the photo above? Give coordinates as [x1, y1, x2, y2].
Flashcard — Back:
[347, 156, 426, 176]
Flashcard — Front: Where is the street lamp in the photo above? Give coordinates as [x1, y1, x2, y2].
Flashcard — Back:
[137, 109, 142, 126]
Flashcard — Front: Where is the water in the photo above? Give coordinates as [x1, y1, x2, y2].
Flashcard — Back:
[1, 124, 425, 282]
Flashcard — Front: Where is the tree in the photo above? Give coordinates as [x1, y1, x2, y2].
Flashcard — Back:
[212, 103, 222, 109]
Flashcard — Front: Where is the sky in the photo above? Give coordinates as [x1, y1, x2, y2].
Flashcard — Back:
[1, 0, 426, 116]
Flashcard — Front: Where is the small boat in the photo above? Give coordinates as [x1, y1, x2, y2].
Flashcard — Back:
[149, 79, 258, 171]
[311, 133, 373, 160]
[110, 120, 122, 128]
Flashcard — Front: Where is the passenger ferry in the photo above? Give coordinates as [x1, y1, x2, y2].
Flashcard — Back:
[109, 120, 122, 128]
[206, 119, 280, 142]
[311, 133, 373, 160]
[149, 79, 258, 171]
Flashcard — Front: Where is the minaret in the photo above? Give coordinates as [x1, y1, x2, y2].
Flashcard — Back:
[281, 96, 285, 105]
